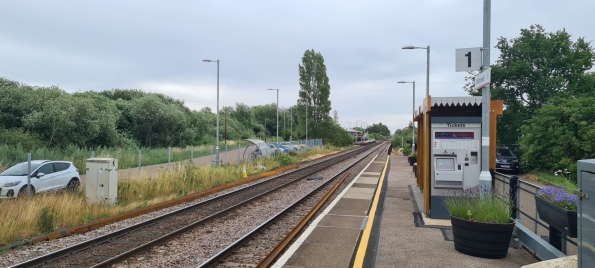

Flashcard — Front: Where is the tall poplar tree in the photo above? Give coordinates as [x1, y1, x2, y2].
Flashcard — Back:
[297, 49, 331, 139]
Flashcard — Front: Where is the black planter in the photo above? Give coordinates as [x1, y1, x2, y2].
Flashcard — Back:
[408, 157, 417, 166]
[535, 195, 577, 238]
[450, 216, 515, 259]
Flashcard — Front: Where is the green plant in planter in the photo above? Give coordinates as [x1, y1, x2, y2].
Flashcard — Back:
[444, 186, 515, 259]
[537, 186, 577, 211]
[444, 186, 513, 224]
[535, 185, 578, 238]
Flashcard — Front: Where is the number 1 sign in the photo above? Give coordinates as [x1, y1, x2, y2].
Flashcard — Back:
[455, 47, 482, 72]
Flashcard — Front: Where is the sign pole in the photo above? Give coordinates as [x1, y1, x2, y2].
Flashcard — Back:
[479, 0, 492, 190]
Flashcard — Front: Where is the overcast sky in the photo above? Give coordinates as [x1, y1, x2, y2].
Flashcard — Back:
[1, 1, 593, 133]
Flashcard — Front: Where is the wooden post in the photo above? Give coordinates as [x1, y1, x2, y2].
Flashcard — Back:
[490, 100, 503, 170]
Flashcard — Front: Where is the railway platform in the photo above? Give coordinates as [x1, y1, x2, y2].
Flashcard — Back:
[273, 151, 538, 267]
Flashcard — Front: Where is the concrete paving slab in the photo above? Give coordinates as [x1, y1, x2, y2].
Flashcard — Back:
[351, 183, 377, 189]
[343, 187, 375, 200]
[317, 215, 365, 229]
[282, 243, 355, 268]
[328, 198, 371, 216]
[303, 226, 361, 244]
[356, 177, 379, 184]
[361, 171, 381, 176]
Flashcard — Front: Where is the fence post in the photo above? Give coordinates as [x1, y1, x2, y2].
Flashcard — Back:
[138, 149, 141, 178]
[191, 146, 194, 163]
[489, 168, 496, 189]
[225, 144, 228, 164]
[238, 143, 241, 165]
[510, 176, 519, 220]
[210, 146, 213, 166]
[27, 153, 32, 197]
[168, 147, 171, 170]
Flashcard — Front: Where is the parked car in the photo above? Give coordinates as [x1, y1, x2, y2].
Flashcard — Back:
[281, 142, 299, 151]
[275, 143, 291, 153]
[267, 143, 286, 154]
[0, 160, 80, 198]
[289, 141, 304, 151]
[496, 147, 520, 174]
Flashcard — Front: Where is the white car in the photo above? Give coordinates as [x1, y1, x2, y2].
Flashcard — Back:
[0, 160, 80, 198]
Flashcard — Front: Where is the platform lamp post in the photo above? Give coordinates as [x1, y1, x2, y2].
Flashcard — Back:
[398, 81, 416, 153]
[203, 59, 220, 166]
[268, 88, 279, 145]
[402, 45, 430, 97]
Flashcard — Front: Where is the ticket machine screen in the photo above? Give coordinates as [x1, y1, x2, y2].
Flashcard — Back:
[436, 158, 455, 171]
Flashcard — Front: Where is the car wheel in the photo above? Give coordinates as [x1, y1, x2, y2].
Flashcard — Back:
[66, 179, 80, 192]
[18, 185, 35, 197]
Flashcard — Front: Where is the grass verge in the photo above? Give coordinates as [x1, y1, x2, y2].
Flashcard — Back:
[533, 172, 578, 192]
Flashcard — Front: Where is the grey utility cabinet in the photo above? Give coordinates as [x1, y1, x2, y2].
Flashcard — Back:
[578, 159, 595, 267]
[86, 158, 118, 205]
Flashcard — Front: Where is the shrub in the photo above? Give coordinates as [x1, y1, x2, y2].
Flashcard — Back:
[37, 207, 56, 233]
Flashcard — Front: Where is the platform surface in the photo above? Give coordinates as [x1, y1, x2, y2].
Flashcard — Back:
[273, 150, 538, 268]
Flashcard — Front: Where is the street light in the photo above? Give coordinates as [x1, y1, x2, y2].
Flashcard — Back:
[268, 88, 279, 146]
[398, 81, 416, 153]
[203, 59, 220, 166]
[402, 45, 430, 97]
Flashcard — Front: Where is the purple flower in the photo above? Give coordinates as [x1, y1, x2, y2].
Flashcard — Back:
[538, 186, 578, 211]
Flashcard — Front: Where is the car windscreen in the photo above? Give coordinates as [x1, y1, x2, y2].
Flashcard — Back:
[0, 162, 42, 176]
[497, 149, 514, 157]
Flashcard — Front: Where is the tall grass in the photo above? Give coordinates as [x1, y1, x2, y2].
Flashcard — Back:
[0, 142, 250, 174]
[0, 145, 340, 247]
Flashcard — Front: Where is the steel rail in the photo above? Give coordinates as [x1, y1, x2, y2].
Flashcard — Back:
[199, 142, 388, 268]
[257, 170, 350, 267]
[11, 142, 379, 268]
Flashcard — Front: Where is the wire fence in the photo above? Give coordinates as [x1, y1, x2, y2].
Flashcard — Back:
[493, 172, 577, 256]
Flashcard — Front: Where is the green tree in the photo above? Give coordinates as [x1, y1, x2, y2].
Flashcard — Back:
[22, 94, 78, 147]
[367, 123, 391, 137]
[465, 25, 594, 147]
[297, 49, 332, 139]
[520, 96, 595, 182]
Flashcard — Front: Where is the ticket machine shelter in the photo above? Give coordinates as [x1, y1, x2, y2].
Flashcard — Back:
[413, 96, 503, 219]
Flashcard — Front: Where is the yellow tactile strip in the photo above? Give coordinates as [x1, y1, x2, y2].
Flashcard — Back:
[353, 155, 390, 267]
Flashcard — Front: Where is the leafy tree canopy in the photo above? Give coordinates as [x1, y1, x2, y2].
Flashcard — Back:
[465, 24, 594, 148]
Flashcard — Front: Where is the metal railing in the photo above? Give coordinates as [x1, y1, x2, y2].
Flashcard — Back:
[492, 171, 577, 256]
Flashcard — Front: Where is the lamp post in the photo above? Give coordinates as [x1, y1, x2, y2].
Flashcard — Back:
[268, 88, 279, 145]
[398, 81, 416, 153]
[402, 45, 430, 97]
[203, 59, 220, 166]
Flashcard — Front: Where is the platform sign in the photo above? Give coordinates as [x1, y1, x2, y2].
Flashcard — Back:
[456, 47, 482, 72]
[474, 68, 491, 90]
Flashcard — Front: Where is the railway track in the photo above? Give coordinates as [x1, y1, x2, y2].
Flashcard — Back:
[11, 142, 381, 268]
[200, 142, 389, 268]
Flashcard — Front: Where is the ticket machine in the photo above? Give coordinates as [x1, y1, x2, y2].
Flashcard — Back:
[430, 120, 482, 219]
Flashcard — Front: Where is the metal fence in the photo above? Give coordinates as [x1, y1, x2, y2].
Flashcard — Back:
[493, 172, 577, 256]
